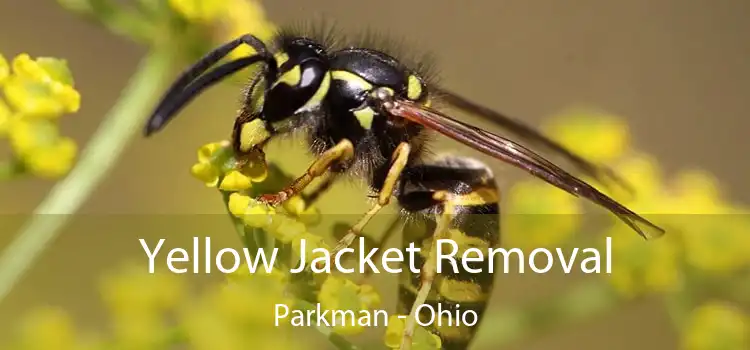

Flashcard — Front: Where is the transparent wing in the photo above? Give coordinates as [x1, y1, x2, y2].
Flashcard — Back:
[384, 98, 665, 239]
[435, 87, 633, 194]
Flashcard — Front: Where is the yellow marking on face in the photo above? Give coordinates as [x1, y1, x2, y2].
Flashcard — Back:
[353, 107, 376, 129]
[239, 119, 271, 152]
[407, 75, 423, 100]
[274, 52, 290, 67]
[274, 65, 301, 88]
[249, 79, 266, 114]
[424, 97, 432, 107]
[299, 72, 330, 110]
[331, 70, 373, 90]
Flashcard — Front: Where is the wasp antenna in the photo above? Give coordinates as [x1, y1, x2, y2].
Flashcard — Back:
[144, 34, 276, 137]
[145, 56, 270, 136]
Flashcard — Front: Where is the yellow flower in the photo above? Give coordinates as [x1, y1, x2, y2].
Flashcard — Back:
[681, 213, 750, 274]
[190, 141, 268, 189]
[291, 232, 331, 271]
[7, 118, 78, 178]
[227, 192, 277, 228]
[16, 307, 79, 350]
[282, 195, 322, 225]
[220, 0, 277, 60]
[606, 225, 682, 298]
[543, 108, 631, 163]
[4, 54, 80, 117]
[268, 214, 307, 244]
[168, 0, 227, 23]
[505, 180, 583, 249]
[384, 315, 442, 349]
[100, 264, 185, 318]
[683, 301, 748, 350]
[0, 98, 12, 135]
[23, 136, 77, 178]
[190, 161, 220, 186]
[317, 276, 382, 335]
[0, 53, 8, 85]
[219, 169, 253, 191]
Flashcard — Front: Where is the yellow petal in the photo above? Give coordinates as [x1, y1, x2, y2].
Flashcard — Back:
[282, 195, 306, 216]
[197, 141, 226, 163]
[168, 0, 227, 23]
[219, 170, 253, 191]
[683, 301, 748, 350]
[7, 118, 60, 156]
[271, 216, 306, 244]
[24, 137, 78, 178]
[19, 307, 77, 350]
[544, 109, 631, 163]
[3, 75, 72, 118]
[242, 203, 275, 228]
[0, 53, 8, 85]
[227, 193, 251, 217]
[190, 162, 219, 186]
[0, 98, 12, 135]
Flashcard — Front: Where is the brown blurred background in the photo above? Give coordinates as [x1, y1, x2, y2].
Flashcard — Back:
[0, 0, 748, 349]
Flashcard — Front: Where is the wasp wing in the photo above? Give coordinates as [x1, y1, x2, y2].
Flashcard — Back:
[434, 87, 633, 194]
[384, 98, 665, 239]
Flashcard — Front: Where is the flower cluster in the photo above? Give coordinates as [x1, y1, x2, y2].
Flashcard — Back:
[6, 263, 308, 350]
[188, 136, 440, 347]
[0, 53, 80, 179]
[537, 108, 749, 349]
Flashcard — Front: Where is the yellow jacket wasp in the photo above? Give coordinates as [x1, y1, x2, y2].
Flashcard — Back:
[144, 24, 665, 350]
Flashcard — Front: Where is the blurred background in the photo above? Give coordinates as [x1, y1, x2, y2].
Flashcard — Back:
[0, 0, 748, 349]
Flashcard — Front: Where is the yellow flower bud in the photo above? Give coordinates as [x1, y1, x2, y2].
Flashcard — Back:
[24, 137, 77, 178]
[384, 315, 442, 349]
[683, 301, 748, 350]
[292, 233, 330, 266]
[0, 98, 12, 135]
[219, 170, 253, 191]
[197, 141, 227, 163]
[270, 215, 306, 244]
[18, 307, 77, 350]
[605, 226, 681, 298]
[190, 162, 220, 186]
[3, 75, 80, 118]
[226, 192, 251, 217]
[242, 203, 275, 228]
[8, 118, 59, 156]
[168, 0, 228, 23]
[0, 54, 8, 85]
[543, 109, 630, 163]
[505, 180, 582, 249]
[223, 0, 277, 60]
[282, 195, 307, 216]
[4, 54, 80, 117]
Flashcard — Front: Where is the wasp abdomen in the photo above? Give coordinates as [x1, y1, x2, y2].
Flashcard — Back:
[397, 156, 500, 350]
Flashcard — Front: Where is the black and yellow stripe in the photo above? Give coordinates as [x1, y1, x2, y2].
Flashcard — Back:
[397, 158, 500, 350]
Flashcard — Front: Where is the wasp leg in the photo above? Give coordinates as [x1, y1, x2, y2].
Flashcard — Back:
[258, 139, 354, 205]
[400, 198, 454, 350]
[329, 142, 411, 256]
[301, 171, 340, 208]
[397, 156, 501, 350]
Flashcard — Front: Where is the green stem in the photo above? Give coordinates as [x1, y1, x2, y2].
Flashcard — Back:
[0, 49, 173, 304]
